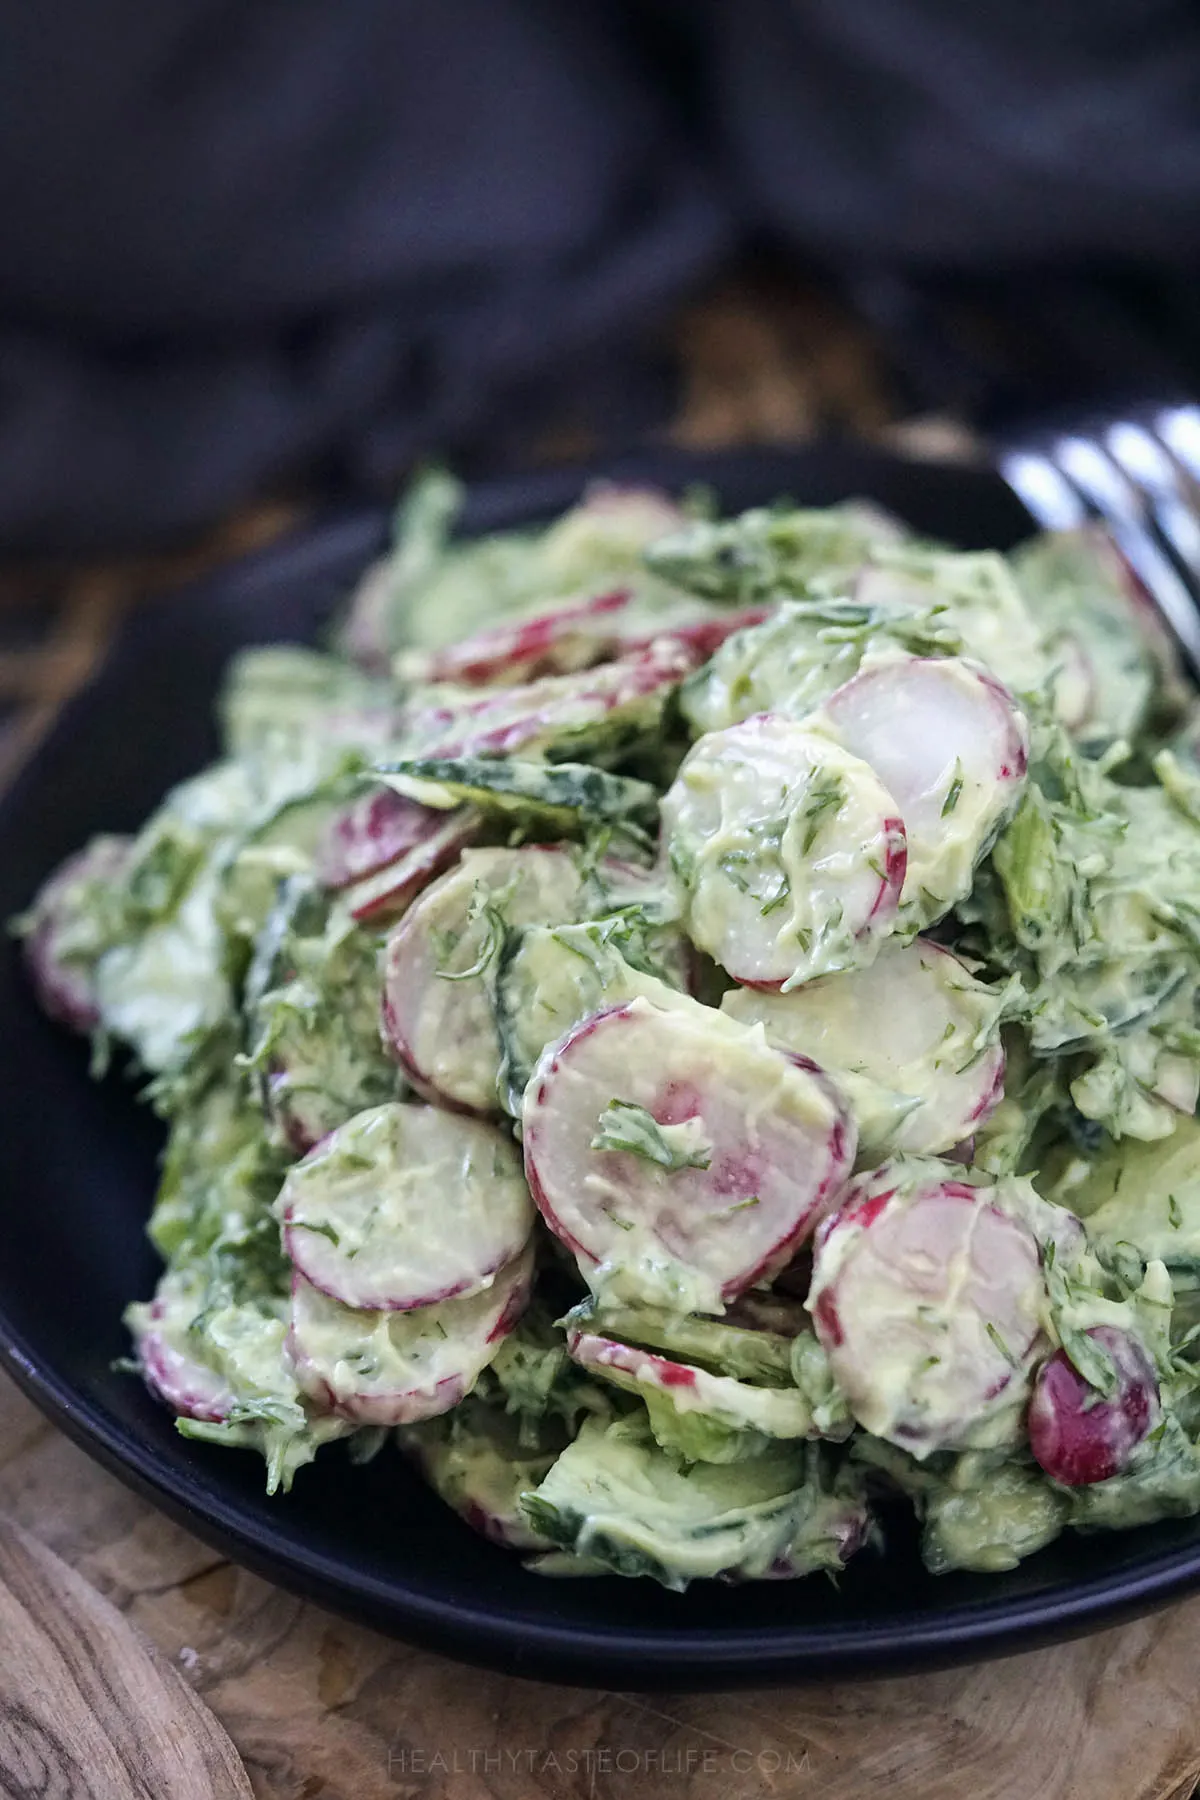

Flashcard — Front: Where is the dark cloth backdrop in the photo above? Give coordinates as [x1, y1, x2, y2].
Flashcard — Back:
[2, 0, 1199, 550]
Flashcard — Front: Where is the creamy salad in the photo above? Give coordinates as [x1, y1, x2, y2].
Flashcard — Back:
[21, 471, 1200, 1590]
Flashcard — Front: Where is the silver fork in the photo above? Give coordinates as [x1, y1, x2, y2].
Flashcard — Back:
[998, 403, 1200, 677]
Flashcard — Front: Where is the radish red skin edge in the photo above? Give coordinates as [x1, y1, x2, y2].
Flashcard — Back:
[138, 1298, 233, 1425]
[1028, 1326, 1160, 1487]
[522, 998, 857, 1306]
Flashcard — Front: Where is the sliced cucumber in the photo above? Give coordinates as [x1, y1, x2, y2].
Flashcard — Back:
[287, 1241, 534, 1426]
[721, 938, 1009, 1159]
[812, 655, 1029, 929]
[376, 754, 659, 840]
[520, 1413, 853, 1589]
[522, 990, 856, 1314]
[561, 1297, 794, 1385]
[1044, 1114, 1200, 1282]
[398, 1395, 563, 1550]
[662, 716, 907, 989]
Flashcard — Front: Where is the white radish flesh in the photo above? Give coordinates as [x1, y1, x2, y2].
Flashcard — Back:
[278, 1102, 535, 1311]
[812, 656, 1029, 928]
[662, 716, 907, 990]
[287, 1242, 534, 1427]
[522, 992, 856, 1313]
[722, 937, 1006, 1157]
[807, 1160, 1044, 1457]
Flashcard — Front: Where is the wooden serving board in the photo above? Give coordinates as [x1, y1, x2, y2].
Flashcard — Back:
[2, 1373, 1199, 1800]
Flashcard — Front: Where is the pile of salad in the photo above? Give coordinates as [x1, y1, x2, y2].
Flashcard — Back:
[23, 471, 1200, 1591]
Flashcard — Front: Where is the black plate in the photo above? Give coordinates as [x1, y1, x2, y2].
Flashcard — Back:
[4, 443, 1199, 1690]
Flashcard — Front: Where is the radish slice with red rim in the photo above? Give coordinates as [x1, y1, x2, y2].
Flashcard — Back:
[522, 991, 856, 1314]
[399, 640, 696, 763]
[286, 1241, 534, 1427]
[812, 655, 1029, 928]
[128, 1270, 234, 1423]
[22, 835, 132, 1031]
[722, 937, 1008, 1158]
[316, 785, 455, 890]
[397, 590, 636, 687]
[807, 1158, 1045, 1457]
[662, 715, 907, 989]
[278, 1102, 534, 1312]
[344, 807, 482, 926]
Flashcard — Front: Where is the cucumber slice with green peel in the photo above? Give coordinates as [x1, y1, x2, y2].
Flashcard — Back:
[808, 1158, 1045, 1458]
[662, 715, 907, 989]
[721, 938, 1009, 1159]
[398, 1395, 564, 1550]
[277, 1102, 535, 1311]
[522, 991, 856, 1314]
[376, 754, 659, 840]
[493, 920, 693, 1117]
[811, 656, 1029, 930]
[398, 639, 696, 765]
[287, 1241, 534, 1427]
[381, 845, 656, 1115]
[519, 1413, 856, 1589]
[565, 1329, 831, 1462]
[1043, 1113, 1200, 1281]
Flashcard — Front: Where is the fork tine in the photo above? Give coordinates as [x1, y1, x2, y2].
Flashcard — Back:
[1044, 432, 1200, 678]
[995, 448, 1088, 531]
[1154, 405, 1200, 486]
[1104, 420, 1200, 582]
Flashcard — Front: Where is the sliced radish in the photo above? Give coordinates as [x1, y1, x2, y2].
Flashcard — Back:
[661, 716, 907, 989]
[316, 785, 453, 890]
[812, 656, 1029, 928]
[1028, 1326, 1159, 1487]
[522, 991, 856, 1314]
[343, 807, 482, 926]
[286, 1242, 534, 1427]
[399, 639, 696, 763]
[760, 1484, 874, 1579]
[618, 605, 772, 664]
[397, 589, 636, 687]
[128, 1270, 234, 1424]
[808, 1159, 1044, 1457]
[278, 1102, 534, 1312]
[381, 845, 631, 1114]
[23, 835, 132, 1031]
[721, 938, 1007, 1158]
[566, 1330, 819, 1451]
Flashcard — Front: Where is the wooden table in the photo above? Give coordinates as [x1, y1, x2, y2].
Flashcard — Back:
[2, 275, 1198, 1799]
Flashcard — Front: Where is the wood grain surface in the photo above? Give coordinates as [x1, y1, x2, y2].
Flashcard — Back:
[2, 1370, 1199, 1800]
[0, 1508, 252, 1799]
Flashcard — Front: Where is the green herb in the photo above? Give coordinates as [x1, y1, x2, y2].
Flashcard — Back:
[941, 761, 964, 818]
[718, 1195, 761, 1217]
[1169, 1192, 1183, 1230]
[590, 1099, 713, 1174]
[986, 1322, 1018, 1368]
[801, 775, 844, 855]
[297, 1219, 340, 1248]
